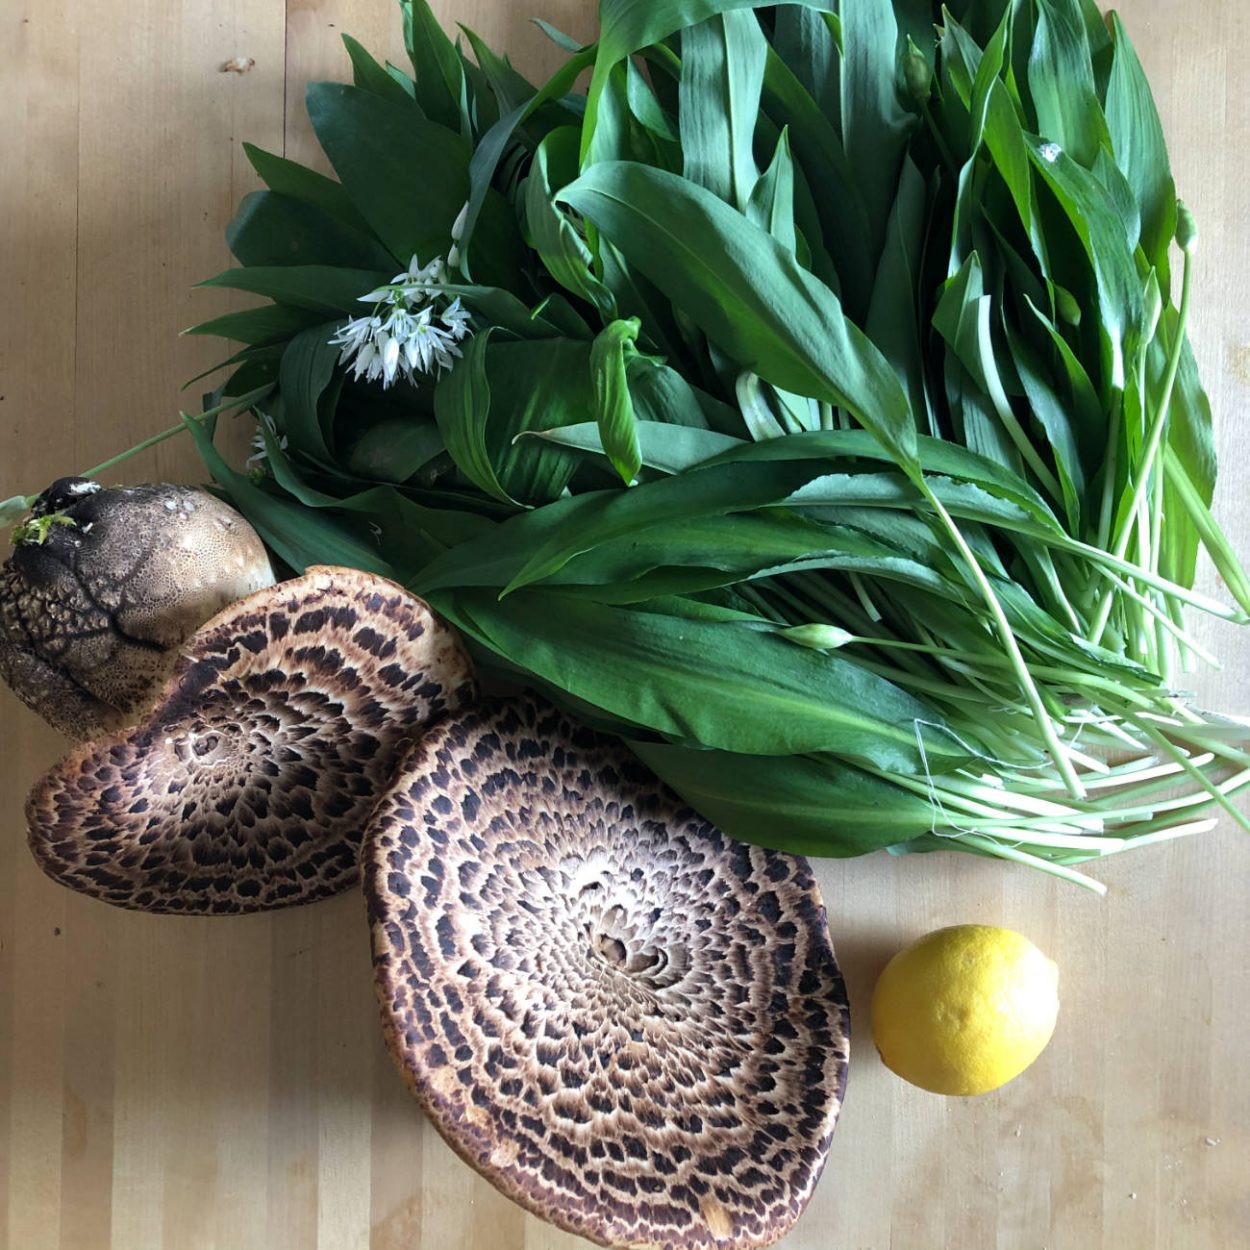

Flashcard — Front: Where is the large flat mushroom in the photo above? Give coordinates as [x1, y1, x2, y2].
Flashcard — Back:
[25, 567, 475, 914]
[363, 695, 849, 1250]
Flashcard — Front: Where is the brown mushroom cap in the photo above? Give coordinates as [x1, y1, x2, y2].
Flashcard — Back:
[1, 478, 275, 739]
[25, 567, 475, 914]
[363, 695, 849, 1250]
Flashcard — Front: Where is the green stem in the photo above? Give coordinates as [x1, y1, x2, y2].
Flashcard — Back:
[81, 385, 274, 481]
[1094, 390, 1123, 552]
[923, 484, 1086, 799]
[1088, 247, 1194, 643]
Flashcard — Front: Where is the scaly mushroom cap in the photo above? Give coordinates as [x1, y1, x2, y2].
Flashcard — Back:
[25, 567, 476, 914]
[363, 696, 849, 1250]
[1, 478, 275, 739]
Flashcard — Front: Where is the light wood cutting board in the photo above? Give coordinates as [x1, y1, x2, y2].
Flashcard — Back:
[2, 2, 1247, 1247]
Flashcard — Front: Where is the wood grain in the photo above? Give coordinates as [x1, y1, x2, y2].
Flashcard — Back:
[1, 2, 1247, 1248]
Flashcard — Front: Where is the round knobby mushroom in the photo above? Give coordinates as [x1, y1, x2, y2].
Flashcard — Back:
[1, 477, 275, 739]
[363, 695, 849, 1250]
[25, 567, 476, 914]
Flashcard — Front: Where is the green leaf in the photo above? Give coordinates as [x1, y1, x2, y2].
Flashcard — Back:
[225, 192, 395, 270]
[626, 58, 678, 141]
[437, 282, 571, 341]
[523, 420, 741, 475]
[583, 0, 833, 164]
[532, 18, 586, 53]
[401, 0, 466, 133]
[343, 33, 415, 106]
[436, 587, 970, 773]
[458, 46, 597, 277]
[1104, 12, 1177, 289]
[746, 127, 797, 252]
[760, 46, 872, 303]
[838, 0, 914, 266]
[343, 417, 445, 483]
[678, 11, 767, 210]
[590, 318, 643, 484]
[981, 77, 1041, 249]
[1007, 323, 1088, 531]
[627, 361, 716, 431]
[523, 127, 618, 319]
[771, 7, 841, 132]
[1027, 0, 1108, 169]
[196, 265, 389, 315]
[559, 161, 918, 473]
[630, 743, 937, 855]
[458, 25, 539, 115]
[277, 325, 341, 463]
[700, 429, 1065, 532]
[242, 143, 369, 232]
[184, 304, 325, 345]
[1027, 137, 1144, 392]
[866, 155, 929, 432]
[481, 340, 594, 504]
[305, 81, 470, 265]
[432, 328, 515, 505]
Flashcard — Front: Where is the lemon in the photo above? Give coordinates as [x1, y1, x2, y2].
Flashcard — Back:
[871, 924, 1059, 1096]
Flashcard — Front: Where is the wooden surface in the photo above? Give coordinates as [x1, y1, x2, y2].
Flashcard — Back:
[2, 2, 1248, 1247]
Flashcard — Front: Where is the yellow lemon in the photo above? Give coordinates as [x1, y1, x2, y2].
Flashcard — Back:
[871, 924, 1059, 1096]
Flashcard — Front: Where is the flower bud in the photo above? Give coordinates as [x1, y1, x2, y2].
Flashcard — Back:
[905, 38, 933, 107]
[1176, 200, 1198, 255]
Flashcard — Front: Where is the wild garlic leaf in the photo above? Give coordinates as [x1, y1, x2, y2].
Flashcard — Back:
[196, 265, 390, 315]
[400, 0, 466, 134]
[224, 191, 395, 271]
[184, 304, 325, 345]
[277, 325, 342, 465]
[437, 586, 971, 773]
[342, 34, 414, 107]
[524, 127, 618, 320]
[242, 143, 369, 232]
[1027, 137, 1145, 393]
[746, 127, 798, 253]
[678, 11, 767, 210]
[631, 741, 938, 857]
[590, 319, 645, 484]
[838, 0, 914, 271]
[559, 161, 918, 474]
[583, 0, 833, 165]
[1027, 0, 1109, 169]
[305, 82, 470, 265]
[1104, 12, 1177, 290]
[432, 328, 518, 507]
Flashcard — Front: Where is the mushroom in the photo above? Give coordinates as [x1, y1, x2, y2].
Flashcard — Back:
[1, 477, 275, 739]
[362, 694, 849, 1250]
[25, 567, 476, 914]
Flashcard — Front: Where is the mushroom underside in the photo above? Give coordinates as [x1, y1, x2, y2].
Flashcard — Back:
[25, 567, 476, 914]
[363, 695, 850, 1250]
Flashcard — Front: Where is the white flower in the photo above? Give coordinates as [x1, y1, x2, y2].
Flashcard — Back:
[329, 251, 475, 390]
[245, 411, 288, 470]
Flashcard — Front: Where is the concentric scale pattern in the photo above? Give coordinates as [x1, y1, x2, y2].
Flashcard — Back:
[26, 568, 475, 913]
[364, 696, 849, 1250]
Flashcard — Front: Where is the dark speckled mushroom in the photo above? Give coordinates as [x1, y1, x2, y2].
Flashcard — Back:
[25, 567, 476, 914]
[1, 478, 276, 740]
[362, 694, 850, 1250]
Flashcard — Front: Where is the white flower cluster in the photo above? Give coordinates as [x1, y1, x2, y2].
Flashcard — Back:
[329, 239, 473, 390]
